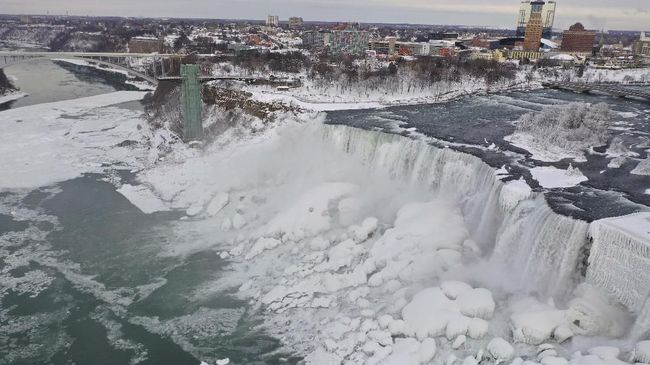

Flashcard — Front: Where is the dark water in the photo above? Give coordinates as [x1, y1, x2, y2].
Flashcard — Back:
[1, 59, 140, 109]
[0, 174, 293, 365]
[326, 88, 650, 220]
[0, 64, 294, 364]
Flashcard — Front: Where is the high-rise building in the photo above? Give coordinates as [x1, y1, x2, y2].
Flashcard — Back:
[330, 29, 370, 55]
[288, 17, 304, 29]
[560, 23, 596, 54]
[523, 1, 544, 51]
[634, 32, 650, 57]
[516, 0, 556, 38]
[266, 15, 279, 27]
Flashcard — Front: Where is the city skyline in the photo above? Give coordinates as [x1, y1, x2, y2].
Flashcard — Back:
[1, 0, 649, 31]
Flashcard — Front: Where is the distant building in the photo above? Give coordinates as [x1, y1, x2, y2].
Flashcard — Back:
[288, 17, 304, 29]
[523, 1, 544, 51]
[301, 30, 330, 49]
[560, 23, 596, 54]
[507, 49, 545, 60]
[19, 15, 32, 24]
[634, 32, 650, 57]
[266, 15, 279, 27]
[369, 37, 433, 57]
[369, 37, 397, 55]
[517, 0, 555, 38]
[128, 36, 164, 53]
[330, 29, 369, 55]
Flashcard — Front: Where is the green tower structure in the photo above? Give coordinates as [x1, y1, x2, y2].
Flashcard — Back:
[180, 64, 203, 142]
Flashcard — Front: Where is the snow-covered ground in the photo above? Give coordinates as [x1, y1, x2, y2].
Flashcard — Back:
[530, 165, 589, 189]
[243, 75, 532, 112]
[0, 91, 152, 190]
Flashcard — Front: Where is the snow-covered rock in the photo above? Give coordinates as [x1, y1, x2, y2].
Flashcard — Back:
[487, 337, 515, 361]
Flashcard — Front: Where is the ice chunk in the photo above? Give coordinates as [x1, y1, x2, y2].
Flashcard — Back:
[401, 287, 457, 339]
[309, 237, 330, 251]
[631, 156, 650, 176]
[445, 314, 471, 340]
[245, 237, 281, 259]
[206, 192, 229, 216]
[530, 166, 587, 189]
[186, 204, 203, 217]
[587, 347, 620, 360]
[452, 335, 466, 349]
[117, 184, 168, 214]
[456, 288, 495, 319]
[440, 280, 473, 300]
[487, 337, 515, 361]
[349, 217, 378, 242]
[510, 298, 566, 345]
[540, 357, 567, 365]
[232, 213, 246, 229]
[467, 318, 488, 339]
[461, 356, 478, 365]
[380, 338, 435, 365]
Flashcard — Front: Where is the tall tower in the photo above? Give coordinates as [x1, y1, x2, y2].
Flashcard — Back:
[541, 1, 556, 38]
[516, 1, 531, 36]
[517, 0, 556, 37]
[523, 1, 544, 51]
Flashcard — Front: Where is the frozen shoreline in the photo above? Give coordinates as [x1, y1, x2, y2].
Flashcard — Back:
[0, 91, 28, 105]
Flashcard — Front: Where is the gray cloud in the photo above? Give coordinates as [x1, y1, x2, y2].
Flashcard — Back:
[2, 0, 649, 31]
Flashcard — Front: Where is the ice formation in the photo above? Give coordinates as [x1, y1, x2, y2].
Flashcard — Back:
[6, 91, 648, 364]
[124, 121, 650, 363]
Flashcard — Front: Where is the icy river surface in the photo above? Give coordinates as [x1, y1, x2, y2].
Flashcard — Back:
[1, 62, 650, 365]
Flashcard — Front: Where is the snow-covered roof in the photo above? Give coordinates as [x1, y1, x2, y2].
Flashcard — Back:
[550, 53, 576, 61]
[541, 38, 559, 49]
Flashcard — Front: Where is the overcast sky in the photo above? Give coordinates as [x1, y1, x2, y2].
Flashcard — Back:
[2, 0, 649, 31]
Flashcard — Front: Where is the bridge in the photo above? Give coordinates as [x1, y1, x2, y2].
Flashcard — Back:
[543, 81, 650, 102]
[0, 51, 191, 85]
[0, 51, 244, 142]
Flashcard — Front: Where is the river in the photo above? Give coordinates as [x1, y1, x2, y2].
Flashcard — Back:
[1, 61, 649, 365]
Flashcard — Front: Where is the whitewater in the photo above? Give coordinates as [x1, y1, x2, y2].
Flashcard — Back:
[1, 90, 650, 364]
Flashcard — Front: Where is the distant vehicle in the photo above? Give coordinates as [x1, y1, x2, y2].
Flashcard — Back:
[276, 85, 290, 91]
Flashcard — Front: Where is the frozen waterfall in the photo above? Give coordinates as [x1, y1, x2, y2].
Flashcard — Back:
[321, 124, 590, 301]
[321, 123, 650, 338]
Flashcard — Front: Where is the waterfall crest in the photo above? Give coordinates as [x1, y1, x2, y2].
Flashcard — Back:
[321, 124, 590, 301]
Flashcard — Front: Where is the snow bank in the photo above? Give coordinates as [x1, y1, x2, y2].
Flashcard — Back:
[530, 165, 588, 189]
[0, 91, 28, 105]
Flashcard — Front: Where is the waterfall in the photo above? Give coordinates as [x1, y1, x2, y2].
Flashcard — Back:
[321, 124, 589, 301]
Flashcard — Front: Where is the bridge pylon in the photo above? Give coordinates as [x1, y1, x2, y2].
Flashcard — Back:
[180, 64, 203, 142]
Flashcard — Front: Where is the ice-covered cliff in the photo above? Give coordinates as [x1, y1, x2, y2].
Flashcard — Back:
[587, 213, 650, 340]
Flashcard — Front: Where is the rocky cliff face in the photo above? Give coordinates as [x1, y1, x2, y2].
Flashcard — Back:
[0, 69, 17, 96]
[143, 82, 302, 141]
